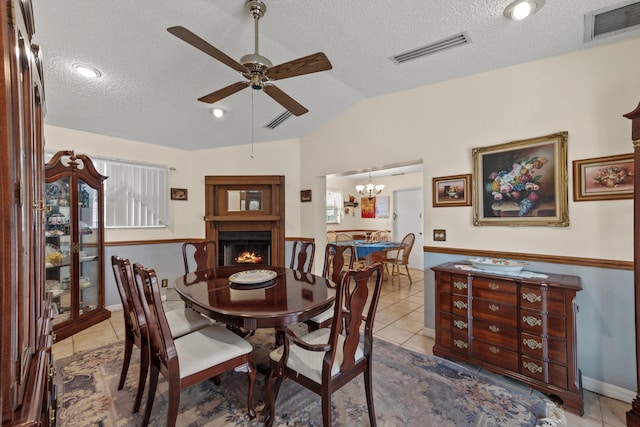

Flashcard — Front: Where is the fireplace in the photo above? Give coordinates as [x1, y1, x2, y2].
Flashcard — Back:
[219, 231, 271, 267]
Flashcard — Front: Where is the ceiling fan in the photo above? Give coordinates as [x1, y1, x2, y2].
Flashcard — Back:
[167, 0, 332, 116]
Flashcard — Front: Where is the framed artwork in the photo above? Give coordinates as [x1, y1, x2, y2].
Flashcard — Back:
[360, 197, 376, 218]
[432, 174, 472, 207]
[170, 187, 188, 201]
[375, 195, 390, 218]
[573, 153, 634, 201]
[472, 132, 569, 226]
[300, 189, 312, 202]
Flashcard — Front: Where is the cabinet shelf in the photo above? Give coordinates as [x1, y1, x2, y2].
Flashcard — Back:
[343, 201, 359, 208]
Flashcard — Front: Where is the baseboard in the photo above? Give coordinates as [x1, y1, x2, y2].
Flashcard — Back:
[422, 327, 435, 338]
[106, 303, 122, 312]
[582, 375, 635, 403]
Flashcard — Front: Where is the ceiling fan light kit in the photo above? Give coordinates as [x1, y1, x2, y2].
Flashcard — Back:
[167, 0, 332, 116]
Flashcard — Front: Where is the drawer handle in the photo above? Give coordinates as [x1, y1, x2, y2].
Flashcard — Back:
[488, 304, 499, 312]
[488, 324, 500, 333]
[522, 315, 542, 327]
[453, 300, 468, 310]
[522, 292, 542, 303]
[488, 282, 499, 290]
[454, 339, 468, 349]
[489, 345, 500, 354]
[523, 361, 543, 373]
[454, 320, 468, 330]
[454, 281, 467, 290]
[523, 338, 543, 350]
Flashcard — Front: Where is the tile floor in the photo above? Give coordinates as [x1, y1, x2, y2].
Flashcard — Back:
[52, 267, 629, 427]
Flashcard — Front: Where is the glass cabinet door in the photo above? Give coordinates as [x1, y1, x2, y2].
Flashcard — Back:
[44, 177, 72, 325]
[78, 179, 99, 315]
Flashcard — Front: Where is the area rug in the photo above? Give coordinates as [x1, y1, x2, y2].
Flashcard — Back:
[55, 328, 564, 426]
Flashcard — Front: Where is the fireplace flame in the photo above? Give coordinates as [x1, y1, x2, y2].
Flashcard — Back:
[235, 251, 263, 264]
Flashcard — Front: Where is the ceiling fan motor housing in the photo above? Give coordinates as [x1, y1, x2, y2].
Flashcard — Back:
[246, 0, 266, 19]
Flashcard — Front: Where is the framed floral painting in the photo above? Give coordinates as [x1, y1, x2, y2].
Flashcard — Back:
[432, 174, 472, 207]
[472, 132, 569, 226]
[573, 153, 634, 201]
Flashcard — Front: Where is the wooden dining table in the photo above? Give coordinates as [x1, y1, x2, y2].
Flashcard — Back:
[173, 266, 336, 332]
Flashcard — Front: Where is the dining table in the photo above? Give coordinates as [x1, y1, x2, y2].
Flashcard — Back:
[173, 266, 336, 332]
[333, 240, 407, 264]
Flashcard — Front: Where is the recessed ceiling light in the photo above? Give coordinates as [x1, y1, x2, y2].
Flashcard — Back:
[504, 0, 545, 21]
[210, 107, 225, 118]
[73, 63, 102, 78]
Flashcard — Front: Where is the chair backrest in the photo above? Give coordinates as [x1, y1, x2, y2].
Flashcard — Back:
[289, 241, 315, 273]
[334, 233, 353, 242]
[133, 263, 176, 372]
[370, 230, 391, 242]
[111, 255, 147, 339]
[328, 263, 384, 373]
[399, 233, 416, 264]
[326, 230, 337, 243]
[182, 240, 216, 274]
[322, 243, 355, 283]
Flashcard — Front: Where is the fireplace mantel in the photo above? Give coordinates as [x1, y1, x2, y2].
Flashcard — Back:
[204, 175, 285, 277]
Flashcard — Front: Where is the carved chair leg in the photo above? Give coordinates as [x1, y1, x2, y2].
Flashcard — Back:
[321, 388, 332, 427]
[246, 361, 257, 419]
[142, 365, 159, 427]
[166, 380, 181, 427]
[133, 343, 150, 413]
[364, 358, 377, 427]
[265, 370, 283, 427]
[118, 335, 134, 390]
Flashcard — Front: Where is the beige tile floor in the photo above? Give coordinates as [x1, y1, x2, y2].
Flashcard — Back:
[53, 267, 629, 427]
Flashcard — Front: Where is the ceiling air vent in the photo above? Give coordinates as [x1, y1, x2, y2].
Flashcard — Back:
[264, 110, 292, 129]
[390, 32, 471, 64]
[585, 1, 640, 42]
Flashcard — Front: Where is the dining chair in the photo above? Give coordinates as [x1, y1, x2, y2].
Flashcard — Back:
[334, 233, 365, 268]
[133, 263, 257, 427]
[182, 240, 216, 274]
[369, 230, 391, 267]
[265, 263, 385, 427]
[289, 240, 315, 273]
[303, 243, 355, 331]
[385, 232, 416, 284]
[111, 255, 216, 413]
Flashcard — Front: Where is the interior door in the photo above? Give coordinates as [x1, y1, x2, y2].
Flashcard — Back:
[392, 188, 423, 269]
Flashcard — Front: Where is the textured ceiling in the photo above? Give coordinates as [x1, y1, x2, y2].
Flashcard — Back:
[32, 0, 640, 151]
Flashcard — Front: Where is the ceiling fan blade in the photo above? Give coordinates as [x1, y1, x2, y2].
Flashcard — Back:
[262, 84, 308, 116]
[167, 26, 248, 74]
[198, 81, 250, 104]
[266, 52, 332, 81]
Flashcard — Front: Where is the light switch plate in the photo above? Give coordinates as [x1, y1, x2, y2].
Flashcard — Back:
[433, 229, 446, 241]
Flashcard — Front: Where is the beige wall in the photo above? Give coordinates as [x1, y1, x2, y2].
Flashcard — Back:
[302, 37, 640, 262]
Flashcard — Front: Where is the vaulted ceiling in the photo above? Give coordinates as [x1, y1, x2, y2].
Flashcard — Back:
[32, 0, 640, 151]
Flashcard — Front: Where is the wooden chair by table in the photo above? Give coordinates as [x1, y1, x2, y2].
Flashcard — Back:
[182, 240, 216, 274]
[265, 263, 385, 427]
[304, 243, 355, 331]
[289, 240, 315, 273]
[110, 255, 216, 413]
[133, 263, 256, 427]
[369, 230, 391, 270]
[334, 233, 365, 268]
[385, 232, 415, 284]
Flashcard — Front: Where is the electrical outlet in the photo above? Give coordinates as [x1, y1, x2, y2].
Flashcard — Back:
[161, 279, 168, 288]
[433, 229, 446, 241]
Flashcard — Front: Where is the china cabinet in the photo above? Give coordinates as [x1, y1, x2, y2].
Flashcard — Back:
[44, 151, 111, 341]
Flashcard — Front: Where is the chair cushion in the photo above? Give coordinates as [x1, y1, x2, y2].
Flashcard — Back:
[175, 324, 253, 379]
[166, 307, 214, 338]
[269, 328, 364, 383]
[308, 304, 334, 323]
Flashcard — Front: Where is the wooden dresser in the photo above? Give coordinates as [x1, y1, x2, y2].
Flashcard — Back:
[432, 262, 583, 415]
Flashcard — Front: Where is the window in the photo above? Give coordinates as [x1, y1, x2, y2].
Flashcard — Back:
[93, 158, 169, 228]
[326, 189, 342, 224]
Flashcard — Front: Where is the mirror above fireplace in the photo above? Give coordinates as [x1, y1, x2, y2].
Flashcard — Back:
[227, 190, 263, 211]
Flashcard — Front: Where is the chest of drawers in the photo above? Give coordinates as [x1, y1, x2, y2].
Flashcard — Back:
[432, 262, 583, 415]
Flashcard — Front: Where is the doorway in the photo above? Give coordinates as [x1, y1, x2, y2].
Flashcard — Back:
[393, 188, 423, 269]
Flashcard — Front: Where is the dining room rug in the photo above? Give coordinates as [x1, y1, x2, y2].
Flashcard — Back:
[54, 328, 564, 427]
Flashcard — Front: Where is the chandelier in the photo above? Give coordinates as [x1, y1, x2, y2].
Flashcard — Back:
[355, 172, 384, 199]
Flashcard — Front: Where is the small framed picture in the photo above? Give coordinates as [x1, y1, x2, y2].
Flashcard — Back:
[300, 189, 312, 202]
[432, 174, 472, 207]
[171, 188, 188, 201]
[573, 153, 634, 201]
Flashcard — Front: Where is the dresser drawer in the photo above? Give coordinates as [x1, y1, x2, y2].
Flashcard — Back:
[520, 286, 566, 314]
[471, 277, 517, 304]
[451, 275, 469, 296]
[521, 356, 568, 389]
[451, 295, 469, 316]
[472, 318, 517, 350]
[520, 309, 567, 338]
[473, 340, 519, 371]
[452, 315, 470, 334]
[452, 333, 470, 355]
[472, 298, 517, 327]
[521, 332, 568, 365]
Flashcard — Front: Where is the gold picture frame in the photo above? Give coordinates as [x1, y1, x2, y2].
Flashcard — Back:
[432, 174, 472, 207]
[170, 187, 188, 201]
[573, 153, 634, 201]
[473, 132, 569, 226]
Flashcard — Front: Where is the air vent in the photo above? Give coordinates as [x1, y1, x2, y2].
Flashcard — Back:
[585, 1, 640, 41]
[390, 32, 471, 64]
[264, 110, 292, 129]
